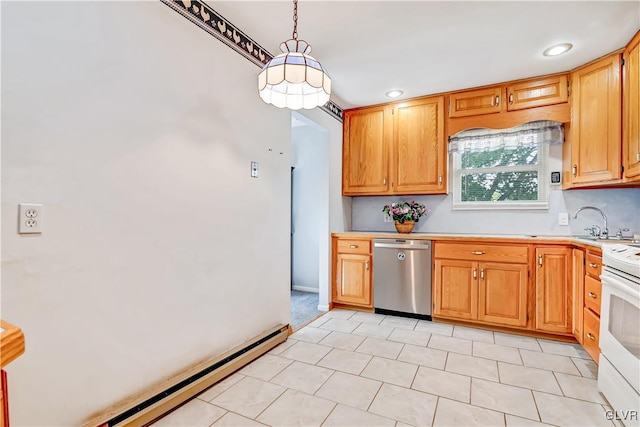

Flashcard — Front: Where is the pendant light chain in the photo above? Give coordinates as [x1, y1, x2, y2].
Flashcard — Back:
[292, 0, 298, 40]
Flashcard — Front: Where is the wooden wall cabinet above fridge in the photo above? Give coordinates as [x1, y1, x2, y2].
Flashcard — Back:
[342, 96, 447, 196]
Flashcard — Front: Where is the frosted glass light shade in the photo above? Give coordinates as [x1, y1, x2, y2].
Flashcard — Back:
[258, 39, 331, 110]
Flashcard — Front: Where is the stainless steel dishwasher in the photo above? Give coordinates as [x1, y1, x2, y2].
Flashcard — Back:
[373, 239, 432, 319]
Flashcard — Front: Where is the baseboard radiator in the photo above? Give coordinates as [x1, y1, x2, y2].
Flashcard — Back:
[84, 324, 289, 427]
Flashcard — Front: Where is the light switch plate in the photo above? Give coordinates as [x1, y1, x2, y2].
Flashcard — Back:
[250, 161, 259, 178]
[383, 213, 393, 223]
[558, 212, 569, 226]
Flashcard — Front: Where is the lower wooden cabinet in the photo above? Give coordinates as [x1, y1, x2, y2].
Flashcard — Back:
[535, 247, 573, 334]
[583, 306, 601, 362]
[572, 249, 585, 344]
[433, 259, 477, 320]
[478, 262, 528, 327]
[332, 237, 373, 308]
[1, 370, 8, 427]
[433, 243, 529, 328]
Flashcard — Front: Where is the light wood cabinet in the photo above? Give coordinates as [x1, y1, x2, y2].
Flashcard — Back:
[478, 262, 528, 327]
[342, 96, 446, 196]
[535, 247, 572, 334]
[342, 105, 390, 194]
[433, 242, 529, 328]
[332, 237, 372, 308]
[433, 259, 477, 320]
[393, 97, 446, 193]
[568, 53, 622, 185]
[582, 248, 603, 363]
[449, 87, 502, 118]
[572, 249, 585, 344]
[507, 75, 569, 111]
[624, 31, 640, 180]
[0, 370, 6, 427]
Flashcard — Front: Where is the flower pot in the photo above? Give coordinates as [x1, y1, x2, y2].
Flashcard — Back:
[394, 220, 415, 234]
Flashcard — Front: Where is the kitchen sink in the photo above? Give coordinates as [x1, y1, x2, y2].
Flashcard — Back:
[574, 235, 638, 244]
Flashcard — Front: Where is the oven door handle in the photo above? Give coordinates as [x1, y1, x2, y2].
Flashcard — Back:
[601, 274, 640, 300]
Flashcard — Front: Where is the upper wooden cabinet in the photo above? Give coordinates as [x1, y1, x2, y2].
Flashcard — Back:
[342, 105, 390, 194]
[449, 87, 502, 118]
[507, 75, 569, 111]
[342, 96, 447, 196]
[393, 97, 446, 193]
[446, 75, 571, 135]
[624, 31, 640, 181]
[567, 53, 622, 185]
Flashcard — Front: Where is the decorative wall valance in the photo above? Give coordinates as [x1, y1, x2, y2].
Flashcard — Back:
[448, 120, 564, 153]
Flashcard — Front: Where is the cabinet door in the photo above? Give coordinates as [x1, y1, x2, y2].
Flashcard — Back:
[335, 253, 372, 306]
[477, 262, 528, 327]
[393, 96, 446, 194]
[507, 75, 568, 111]
[624, 31, 640, 180]
[572, 249, 585, 344]
[535, 247, 572, 334]
[570, 54, 622, 184]
[342, 106, 390, 195]
[449, 87, 502, 118]
[434, 259, 477, 320]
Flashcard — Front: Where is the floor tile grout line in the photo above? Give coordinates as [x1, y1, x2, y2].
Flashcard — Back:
[247, 384, 288, 422]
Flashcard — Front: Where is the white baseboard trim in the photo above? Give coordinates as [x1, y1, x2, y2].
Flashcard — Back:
[292, 286, 319, 293]
[317, 304, 330, 312]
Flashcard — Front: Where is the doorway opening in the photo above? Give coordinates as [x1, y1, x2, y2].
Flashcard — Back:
[290, 112, 329, 329]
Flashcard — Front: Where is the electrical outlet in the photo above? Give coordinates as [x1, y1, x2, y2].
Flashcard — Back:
[251, 161, 259, 178]
[19, 203, 43, 234]
[558, 212, 569, 226]
[383, 213, 393, 223]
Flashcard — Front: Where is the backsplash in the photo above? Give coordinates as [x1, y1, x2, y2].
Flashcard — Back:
[351, 188, 640, 237]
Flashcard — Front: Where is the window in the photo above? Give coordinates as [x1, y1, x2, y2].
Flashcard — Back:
[450, 121, 563, 210]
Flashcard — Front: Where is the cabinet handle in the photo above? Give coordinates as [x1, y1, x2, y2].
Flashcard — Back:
[383, 177, 387, 186]
[365, 260, 369, 270]
[588, 292, 598, 298]
[587, 333, 596, 341]
[637, 153, 640, 162]
[589, 262, 598, 268]
[439, 175, 443, 184]
[471, 251, 485, 255]
[495, 95, 500, 106]
[480, 269, 485, 280]
[473, 268, 477, 279]
[538, 255, 543, 266]
[509, 93, 514, 104]
[572, 165, 577, 176]
[349, 244, 358, 249]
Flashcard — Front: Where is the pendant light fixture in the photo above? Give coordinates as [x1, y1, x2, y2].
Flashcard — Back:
[258, 0, 331, 110]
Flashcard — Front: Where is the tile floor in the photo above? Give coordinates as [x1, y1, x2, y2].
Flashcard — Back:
[153, 309, 614, 427]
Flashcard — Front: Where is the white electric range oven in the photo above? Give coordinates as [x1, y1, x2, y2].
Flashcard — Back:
[599, 243, 640, 426]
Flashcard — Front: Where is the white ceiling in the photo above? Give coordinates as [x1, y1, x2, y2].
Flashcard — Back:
[212, 1, 640, 109]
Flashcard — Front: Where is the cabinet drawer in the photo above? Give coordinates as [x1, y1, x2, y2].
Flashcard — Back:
[584, 275, 602, 315]
[583, 307, 601, 363]
[434, 242, 528, 263]
[506, 75, 568, 111]
[337, 239, 371, 254]
[449, 87, 502, 118]
[586, 252, 602, 278]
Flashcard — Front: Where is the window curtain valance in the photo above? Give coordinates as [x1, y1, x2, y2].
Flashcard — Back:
[448, 120, 564, 153]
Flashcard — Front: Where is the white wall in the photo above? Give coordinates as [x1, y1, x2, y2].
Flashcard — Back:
[296, 108, 349, 311]
[352, 144, 640, 236]
[291, 119, 328, 291]
[1, 2, 290, 425]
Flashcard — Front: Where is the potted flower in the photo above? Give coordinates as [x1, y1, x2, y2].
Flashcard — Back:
[382, 200, 429, 233]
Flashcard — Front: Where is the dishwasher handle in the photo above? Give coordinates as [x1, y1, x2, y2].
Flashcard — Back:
[374, 242, 430, 250]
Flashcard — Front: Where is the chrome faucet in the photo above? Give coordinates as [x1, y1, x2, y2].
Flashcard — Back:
[574, 206, 609, 239]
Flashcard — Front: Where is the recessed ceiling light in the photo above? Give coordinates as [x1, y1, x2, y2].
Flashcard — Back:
[385, 90, 404, 98]
[543, 43, 573, 57]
